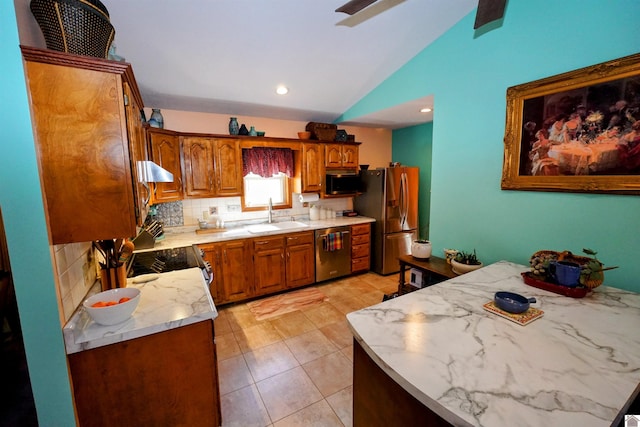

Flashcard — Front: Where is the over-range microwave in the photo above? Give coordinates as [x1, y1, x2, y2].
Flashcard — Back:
[325, 172, 360, 195]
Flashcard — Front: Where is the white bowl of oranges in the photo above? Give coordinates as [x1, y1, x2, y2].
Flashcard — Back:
[83, 288, 141, 326]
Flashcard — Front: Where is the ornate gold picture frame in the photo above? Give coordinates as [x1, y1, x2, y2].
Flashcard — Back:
[501, 52, 640, 195]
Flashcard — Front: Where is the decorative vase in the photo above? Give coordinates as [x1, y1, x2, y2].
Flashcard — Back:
[239, 124, 249, 135]
[411, 240, 432, 259]
[229, 117, 239, 135]
[248, 126, 257, 136]
[148, 108, 164, 128]
[451, 259, 483, 275]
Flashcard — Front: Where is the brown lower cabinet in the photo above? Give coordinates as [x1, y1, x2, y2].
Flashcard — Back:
[353, 338, 450, 427]
[201, 239, 254, 304]
[200, 230, 316, 305]
[68, 320, 220, 427]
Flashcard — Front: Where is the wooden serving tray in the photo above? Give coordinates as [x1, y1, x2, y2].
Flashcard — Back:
[521, 272, 589, 298]
[195, 227, 227, 235]
[483, 301, 544, 326]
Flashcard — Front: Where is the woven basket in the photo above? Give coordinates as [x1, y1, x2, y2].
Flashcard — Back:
[306, 122, 337, 141]
[30, 0, 115, 59]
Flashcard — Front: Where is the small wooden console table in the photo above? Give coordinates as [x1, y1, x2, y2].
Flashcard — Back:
[397, 254, 457, 295]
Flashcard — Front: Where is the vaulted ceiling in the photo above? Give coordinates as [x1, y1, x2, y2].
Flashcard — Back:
[98, 1, 477, 128]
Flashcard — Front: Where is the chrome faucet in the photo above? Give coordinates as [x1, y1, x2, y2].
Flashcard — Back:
[268, 197, 273, 223]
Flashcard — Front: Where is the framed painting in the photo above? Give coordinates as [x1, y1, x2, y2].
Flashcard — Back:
[501, 52, 640, 195]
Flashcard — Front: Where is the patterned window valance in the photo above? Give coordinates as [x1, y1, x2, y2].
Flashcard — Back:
[242, 147, 294, 178]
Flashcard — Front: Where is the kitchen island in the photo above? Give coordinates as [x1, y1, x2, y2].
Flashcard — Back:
[347, 261, 640, 426]
[63, 268, 221, 426]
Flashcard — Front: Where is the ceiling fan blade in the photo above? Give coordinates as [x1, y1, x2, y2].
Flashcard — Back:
[474, 0, 507, 29]
[335, 0, 378, 15]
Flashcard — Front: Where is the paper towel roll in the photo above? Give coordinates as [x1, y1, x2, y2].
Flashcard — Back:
[299, 193, 320, 203]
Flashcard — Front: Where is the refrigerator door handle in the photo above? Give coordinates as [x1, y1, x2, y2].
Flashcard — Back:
[399, 172, 407, 227]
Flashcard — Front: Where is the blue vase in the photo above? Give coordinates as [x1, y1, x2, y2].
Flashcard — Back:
[249, 126, 257, 136]
[229, 117, 239, 135]
[148, 108, 164, 128]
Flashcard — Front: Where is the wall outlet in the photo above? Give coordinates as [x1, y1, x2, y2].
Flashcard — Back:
[209, 206, 218, 215]
[227, 204, 241, 212]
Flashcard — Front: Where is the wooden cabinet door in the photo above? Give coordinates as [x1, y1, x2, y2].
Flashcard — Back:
[149, 129, 183, 202]
[213, 139, 243, 196]
[123, 82, 149, 226]
[253, 236, 286, 296]
[286, 232, 315, 288]
[182, 136, 216, 198]
[301, 143, 324, 193]
[342, 144, 359, 168]
[219, 240, 254, 303]
[24, 49, 138, 244]
[325, 143, 343, 168]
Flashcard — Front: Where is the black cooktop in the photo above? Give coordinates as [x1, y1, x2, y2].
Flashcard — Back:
[127, 245, 203, 277]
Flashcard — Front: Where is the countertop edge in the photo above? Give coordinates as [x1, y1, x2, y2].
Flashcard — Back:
[346, 316, 473, 427]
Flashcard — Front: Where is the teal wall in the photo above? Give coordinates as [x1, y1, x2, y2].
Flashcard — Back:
[1, 2, 76, 425]
[341, 0, 640, 292]
[392, 123, 433, 240]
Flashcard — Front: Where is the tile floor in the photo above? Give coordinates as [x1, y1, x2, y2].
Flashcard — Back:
[215, 272, 401, 427]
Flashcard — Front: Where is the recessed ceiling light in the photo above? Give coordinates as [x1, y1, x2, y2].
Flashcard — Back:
[420, 107, 432, 113]
[276, 86, 289, 95]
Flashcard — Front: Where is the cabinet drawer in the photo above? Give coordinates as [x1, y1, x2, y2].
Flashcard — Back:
[352, 243, 370, 259]
[253, 236, 284, 250]
[352, 257, 370, 273]
[351, 223, 370, 236]
[286, 231, 314, 246]
[352, 234, 370, 246]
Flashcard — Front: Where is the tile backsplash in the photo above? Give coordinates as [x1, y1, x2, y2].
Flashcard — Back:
[53, 241, 96, 324]
[153, 194, 353, 228]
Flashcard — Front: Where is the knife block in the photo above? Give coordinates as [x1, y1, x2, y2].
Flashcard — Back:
[132, 229, 155, 249]
[100, 264, 127, 291]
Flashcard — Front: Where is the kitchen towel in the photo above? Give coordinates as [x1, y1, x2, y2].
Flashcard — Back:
[323, 232, 343, 252]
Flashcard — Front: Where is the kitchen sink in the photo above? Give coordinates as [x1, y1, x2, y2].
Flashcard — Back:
[245, 221, 309, 234]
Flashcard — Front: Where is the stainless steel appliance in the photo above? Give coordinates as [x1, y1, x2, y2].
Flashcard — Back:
[325, 172, 360, 195]
[354, 167, 419, 275]
[315, 226, 351, 282]
[126, 244, 213, 285]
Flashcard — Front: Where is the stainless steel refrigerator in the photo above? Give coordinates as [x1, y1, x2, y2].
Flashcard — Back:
[354, 167, 419, 275]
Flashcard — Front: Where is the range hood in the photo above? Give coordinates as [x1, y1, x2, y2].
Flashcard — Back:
[136, 160, 173, 183]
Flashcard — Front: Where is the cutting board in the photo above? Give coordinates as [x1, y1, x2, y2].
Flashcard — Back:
[195, 228, 227, 235]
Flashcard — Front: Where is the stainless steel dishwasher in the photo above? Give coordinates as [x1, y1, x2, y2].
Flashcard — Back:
[315, 226, 351, 282]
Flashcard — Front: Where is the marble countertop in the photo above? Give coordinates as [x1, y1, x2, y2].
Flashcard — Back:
[347, 261, 640, 427]
[144, 216, 375, 251]
[63, 268, 217, 354]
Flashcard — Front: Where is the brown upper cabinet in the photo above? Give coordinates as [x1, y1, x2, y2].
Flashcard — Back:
[182, 136, 216, 198]
[301, 143, 325, 193]
[22, 47, 145, 244]
[325, 143, 359, 169]
[182, 136, 243, 198]
[212, 138, 243, 196]
[148, 129, 183, 203]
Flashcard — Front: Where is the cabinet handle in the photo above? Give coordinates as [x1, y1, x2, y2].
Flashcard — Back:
[256, 241, 269, 245]
[224, 249, 227, 263]
[209, 176, 213, 190]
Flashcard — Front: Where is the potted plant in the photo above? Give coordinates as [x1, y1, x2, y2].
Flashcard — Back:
[411, 239, 432, 259]
[451, 249, 483, 274]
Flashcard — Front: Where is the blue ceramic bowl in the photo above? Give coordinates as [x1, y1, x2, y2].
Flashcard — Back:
[494, 291, 536, 314]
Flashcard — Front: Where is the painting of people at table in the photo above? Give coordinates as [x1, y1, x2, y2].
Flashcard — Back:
[518, 76, 640, 176]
